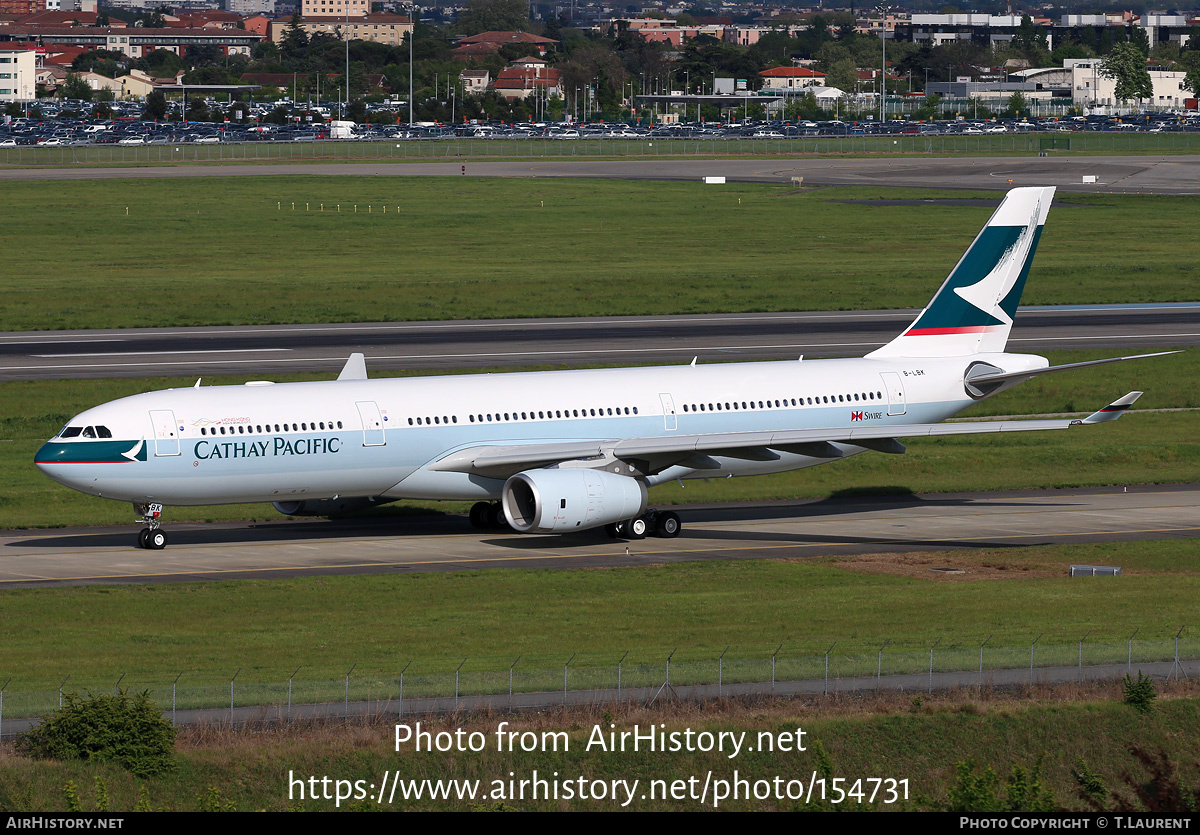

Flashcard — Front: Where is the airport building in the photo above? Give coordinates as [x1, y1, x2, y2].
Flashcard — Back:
[0, 47, 35, 102]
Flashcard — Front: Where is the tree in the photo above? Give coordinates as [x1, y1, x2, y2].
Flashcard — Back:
[1179, 50, 1200, 98]
[1101, 42, 1153, 102]
[61, 73, 92, 101]
[280, 12, 309, 64]
[143, 90, 168, 120]
[457, 0, 529, 35]
[1006, 91, 1028, 118]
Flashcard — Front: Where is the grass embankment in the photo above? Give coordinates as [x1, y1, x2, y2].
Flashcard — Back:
[3, 180, 1199, 331]
[2, 688, 1198, 811]
[1, 540, 1197, 698]
[2, 348, 1195, 529]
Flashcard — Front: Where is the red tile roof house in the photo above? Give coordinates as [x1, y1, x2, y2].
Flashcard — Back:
[758, 66, 826, 90]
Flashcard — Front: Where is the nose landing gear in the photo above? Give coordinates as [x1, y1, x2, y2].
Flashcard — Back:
[134, 502, 168, 549]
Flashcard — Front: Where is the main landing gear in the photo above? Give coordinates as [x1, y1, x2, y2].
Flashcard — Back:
[468, 501, 511, 530]
[134, 502, 168, 550]
[606, 510, 681, 540]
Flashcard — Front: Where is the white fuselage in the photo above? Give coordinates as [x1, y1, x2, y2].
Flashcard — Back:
[36, 352, 1044, 507]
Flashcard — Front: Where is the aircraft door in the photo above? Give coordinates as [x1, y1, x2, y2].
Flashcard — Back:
[355, 401, 387, 446]
[659, 393, 678, 431]
[880, 372, 907, 416]
[148, 410, 181, 456]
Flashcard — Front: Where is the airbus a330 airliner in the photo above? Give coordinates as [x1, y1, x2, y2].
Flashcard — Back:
[36, 187, 1170, 549]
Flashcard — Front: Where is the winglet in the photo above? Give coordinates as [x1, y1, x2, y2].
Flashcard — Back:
[1080, 391, 1142, 424]
[337, 353, 368, 382]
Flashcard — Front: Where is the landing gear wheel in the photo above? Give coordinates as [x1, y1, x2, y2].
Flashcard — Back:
[486, 502, 509, 530]
[611, 520, 628, 538]
[656, 511, 681, 538]
[605, 523, 620, 539]
[468, 502, 490, 529]
[147, 529, 167, 550]
[137, 528, 151, 549]
[626, 516, 648, 540]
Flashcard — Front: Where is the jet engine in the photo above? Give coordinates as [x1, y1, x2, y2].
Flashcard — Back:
[502, 468, 647, 533]
[272, 496, 392, 517]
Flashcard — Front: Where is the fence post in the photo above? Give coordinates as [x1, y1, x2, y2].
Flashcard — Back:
[59, 675, 70, 709]
[508, 656, 520, 712]
[929, 637, 942, 694]
[666, 648, 677, 688]
[1029, 634, 1042, 688]
[288, 665, 302, 720]
[1078, 631, 1091, 682]
[345, 664, 355, 720]
[114, 673, 125, 696]
[455, 659, 466, 711]
[563, 654, 576, 706]
[718, 646, 729, 698]
[172, 671, 185, 726]
[1127, 628, 1139, 673]
[1170, 627, 1186, 680]
[771, 643, 783, 692]
[876, 639, 891, 692]
[0, 678, 10, 740]
[617, 651, 629, 703]
[979, 635, 991, 693]
[824, 643, 836, 696]
[229, 669, 241, 726]
[399, 662, 411, 718]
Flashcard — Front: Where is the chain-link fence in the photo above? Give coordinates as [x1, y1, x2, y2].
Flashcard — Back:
[3, 131, 1200, 166]
[2, 629, 1193, 732]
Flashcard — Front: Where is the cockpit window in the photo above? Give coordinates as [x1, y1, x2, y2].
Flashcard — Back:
[95, 426, 112, 438]
[82, 427, 96, 438]
[60, 426, 82, 438]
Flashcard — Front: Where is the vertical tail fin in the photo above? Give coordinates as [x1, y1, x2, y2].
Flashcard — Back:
[867, 186, 1055, 359]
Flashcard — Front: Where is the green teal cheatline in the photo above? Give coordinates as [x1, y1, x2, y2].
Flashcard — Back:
[35, 440, 146, 465]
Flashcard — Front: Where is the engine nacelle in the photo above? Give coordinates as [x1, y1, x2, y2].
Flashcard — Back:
[272, 496, 392, 517]
[502, 468, 648, 533]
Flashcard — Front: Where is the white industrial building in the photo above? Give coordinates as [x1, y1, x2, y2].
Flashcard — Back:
[0, 49, 35, 102]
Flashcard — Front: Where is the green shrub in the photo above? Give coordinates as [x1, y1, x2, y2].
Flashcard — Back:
[19, 690, 176, 778]
[1123, 671, 1157, 715]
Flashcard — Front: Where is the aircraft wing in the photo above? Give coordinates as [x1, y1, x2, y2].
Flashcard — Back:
[428, 392, 1143, 479]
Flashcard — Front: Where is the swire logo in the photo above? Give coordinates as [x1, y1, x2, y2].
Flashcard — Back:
[851, 411, 864, 422]
[851, 411, 883, 422]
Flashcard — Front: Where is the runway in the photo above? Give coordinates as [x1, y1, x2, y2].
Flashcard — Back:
[2, 303, 1197, 381]
[2, 155, 1199, 194]
[2, 485, 1196, 587]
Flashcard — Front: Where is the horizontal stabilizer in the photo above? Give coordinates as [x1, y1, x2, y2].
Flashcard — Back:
[968, 352, 1178, 387]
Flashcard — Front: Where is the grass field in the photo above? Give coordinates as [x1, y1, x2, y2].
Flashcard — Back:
[1, 539, 1197, 699]
[3, 688, 1200, 811]
[4, 128, 1200, 169]
[2, 180, 1199, 331]
[2, 348, 1195, 529]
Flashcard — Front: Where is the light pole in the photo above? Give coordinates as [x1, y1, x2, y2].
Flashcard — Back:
[409, 3, 416, 126]
[344, 1, 350, 121]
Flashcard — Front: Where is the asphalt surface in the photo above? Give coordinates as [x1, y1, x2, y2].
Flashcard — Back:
[2, 485, 1196, 587]
[3, 303, 1197, 381]
[2, 155, 1199, 193]
[4, 156, 1196, 586]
